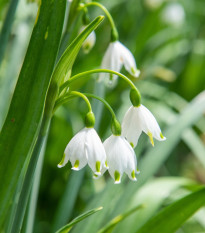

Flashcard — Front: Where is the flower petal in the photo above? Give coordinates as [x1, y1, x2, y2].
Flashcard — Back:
[85, 128, 106, 175]
[138, 105, 166, 143]
[104, 135, 126, 182]
[122, 106, 142, 148]
[63, 128, 88, 170]
[117, 41, 140, 78]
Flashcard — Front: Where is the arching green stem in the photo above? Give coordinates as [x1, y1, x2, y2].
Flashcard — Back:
[79, 2, 118, 41]
[54, 95, 75, 113]
[83, 93, 116, 120]
[83, 93, 121, 135]
[55, 91, 121, 135]
[54, 91, 92, 113]
[60, 69, 140, 96]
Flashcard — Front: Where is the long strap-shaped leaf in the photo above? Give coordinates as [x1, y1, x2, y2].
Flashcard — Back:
[136, 187, 205, 233]
[0, 0, 66, 228]
[2, 14, 104, 232]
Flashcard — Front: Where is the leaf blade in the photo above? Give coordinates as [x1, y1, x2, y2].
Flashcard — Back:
[136, 187, 205, 233]
[55, 207, 103, 233]
[0, 0, 66, 228]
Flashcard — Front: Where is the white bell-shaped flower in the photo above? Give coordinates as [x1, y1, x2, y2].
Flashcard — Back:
[99, 41, 140, 85]
[58, 127, 107, 175]
[80, 26, 96, 54]
[103, 135, 139, 184]
[122, 105, 166, 148]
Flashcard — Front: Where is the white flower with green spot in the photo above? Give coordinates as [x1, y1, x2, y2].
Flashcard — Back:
[122, 105, 166, 148]
[99, 41, 140, 85]
[80, 26, 96, 54]
[103, 134, 139, 184]
[58, 127, 107, 175]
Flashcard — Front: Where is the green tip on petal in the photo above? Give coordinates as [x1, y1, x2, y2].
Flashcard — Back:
[131, 170, 136, 180]
[148, 131, 154, 146]
[83, 43, 91, 53]
[130, 142, 134, 148]
[105, 160, 108, 168]
[72, 160, 79, 170]
[136, 168, 140, 174]
[114, 171, 121, 184]
[131, 67, 136, 75]
[57, 153, 66, 168]
[96, 161, 101, 173]
[93, 174, 99, 179]
[160, 132, 165, 139]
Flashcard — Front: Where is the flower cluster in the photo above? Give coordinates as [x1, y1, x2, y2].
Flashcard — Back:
[57, 2, 166, 184]
[58, 102, 165, 184]
[58, 126, 139, 184]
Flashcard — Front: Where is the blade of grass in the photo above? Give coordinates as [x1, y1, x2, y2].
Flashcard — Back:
[23, 137, 47, 233]
[0, 0, 19, 65]
[55, 207, 103, 233]
[136, 187, 205, 233]
[113, 177, 195, 233]
[98, 205, 143, 233]
[52, 170, 85, 232]
[6, 15, 104, 233]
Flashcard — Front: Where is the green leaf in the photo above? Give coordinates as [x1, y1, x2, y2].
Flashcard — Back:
[136, 187, 205, 233]
[98, 205, 143, 233]
[183, 128, 205, 167]
[0, 0, 19, 65]
[52, 170, 85, 232]
[55, 207, 103, 233]
[0, 0, 66, 229]
[113, 177, 194, 233]
[2, 14, 104, 233]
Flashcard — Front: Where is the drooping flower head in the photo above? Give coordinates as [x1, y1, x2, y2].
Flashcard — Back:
[122, 105, 166, 148]
[99, 41, 140, 85]
[58, 112, 107, 175]
[58, 127, 107, 175]
[104, 134, 139, 184]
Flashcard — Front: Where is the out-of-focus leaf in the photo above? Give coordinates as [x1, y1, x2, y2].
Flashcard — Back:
[136, 187, 205, 233]
[98, 205, 143, 233]
[0, 0, 19, 65]
[114, 177, 194, 233]
[55, 207, 103, 233]
[182, 129, 205, 168]
[52, 170, 85, 232]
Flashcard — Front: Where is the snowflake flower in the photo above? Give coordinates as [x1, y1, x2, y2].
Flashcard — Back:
[103, 134, 139, 184]
[122, 105, 166, 148]
[99, 41, 140, 85]
[58, 127, 107, 175]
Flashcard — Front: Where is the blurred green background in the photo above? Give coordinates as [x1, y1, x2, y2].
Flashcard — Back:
[0, 0, 205, 232]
